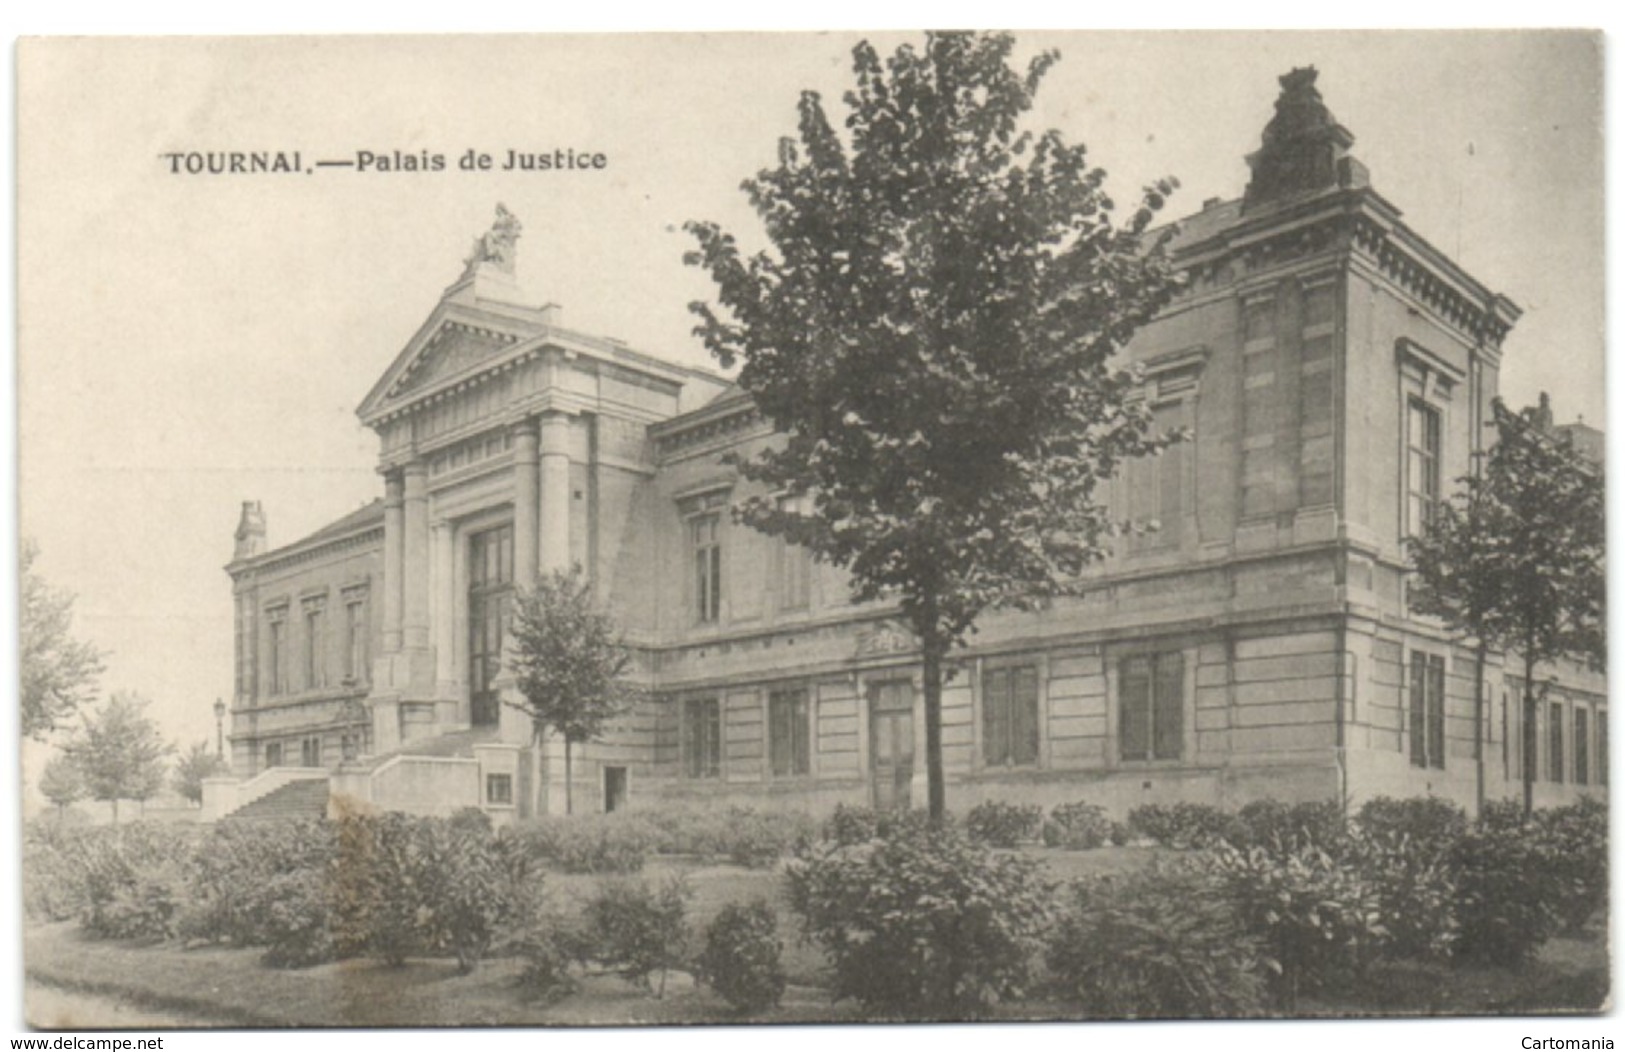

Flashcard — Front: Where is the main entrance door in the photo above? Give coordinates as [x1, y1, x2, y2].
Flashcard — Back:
[869, 680, 915, 811]
[468, 524, 514, 727]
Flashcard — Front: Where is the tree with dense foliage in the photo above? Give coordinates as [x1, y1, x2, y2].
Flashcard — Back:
[20, 539, 104, 741]
[684, 32, 1183, 818]
[38, 751, 86, 817]
[506, 566, 640, 815]
[1408, 397, 1605, 813]
[172, 739, 228, 805]
[64, 692, 173, 822]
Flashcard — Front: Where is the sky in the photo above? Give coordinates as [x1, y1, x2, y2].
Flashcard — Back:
[14, 31, 1605, 778]
[2, 14, 1616, 1051]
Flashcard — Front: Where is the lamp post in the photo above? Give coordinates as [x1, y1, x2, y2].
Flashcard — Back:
[213, 697, 226, 759]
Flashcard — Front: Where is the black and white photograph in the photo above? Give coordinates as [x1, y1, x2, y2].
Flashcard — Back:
[12, 29, 1608, 1034]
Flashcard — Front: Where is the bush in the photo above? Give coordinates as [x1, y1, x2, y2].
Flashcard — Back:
[331, 813, 426, 965]
[23, 823, 100, 922]
[694, 899, 787, 1013]
[1045, 859, 1267, 1019]
[821, 804, 936, 847]
[1347, 829, 1459, 962]
[1043, 802, 1114, 850]
[1232, 799, 1346, 851]
[416, 820, 541, 973]
[786, 823, 1053, 1015]
[1208, 840, 1386, 1009]
[260, 866, 336, 968]
[516, 916, 582, 1003]
[73, 824, 199, 941]
[1538, 798, 1608, 933]
[187, 818, 336, 947]
[1452, 815, 1563, 965]
[576, 877, 691, 996]
[1355, 796, 1468, 848]
[514, 815, 650, 874]
[964, 801, 1043, 848]
[1126, 802, 1237, 849]
[656, 807, 816, 868]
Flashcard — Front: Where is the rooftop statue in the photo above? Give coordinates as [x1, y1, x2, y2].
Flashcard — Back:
[461, 203, 522, 279]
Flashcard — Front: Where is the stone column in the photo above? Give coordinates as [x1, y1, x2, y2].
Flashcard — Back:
[381, 470, 405, 653]
[513, 419, 540, 587]
[539, 411, 572, 573]
[402, 461, 431, 652]
[433, 521, 456, 695]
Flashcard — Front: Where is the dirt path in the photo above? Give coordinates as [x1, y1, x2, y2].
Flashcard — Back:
[25, 980, 237, 1029]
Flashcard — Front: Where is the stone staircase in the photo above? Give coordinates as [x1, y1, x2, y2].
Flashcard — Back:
[223, 777, 330, 822]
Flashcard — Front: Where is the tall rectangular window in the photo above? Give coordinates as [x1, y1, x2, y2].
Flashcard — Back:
[468, 524, 514, 728]
[1119, 652, 1184, 761]
[300, 736, 322, 768]
[1409, 651, 1446, 769]
[304, 604, 326, 690]
[1550, 702, 1565, 783]
[983, 665, 1040, 767]
[265, 742, 283, 768]
[683, 697, 721, 779]
[267, 614, 286, 696]
[1599, 709, 1609, 787]
[1574, 707, 1590, 786]
[777, 496, 812, 611]
[345, 597, 368, 683]
[1406, 399, 1442, 538]
[768, 688, 810, 777]
[1120, 401, 1187, 552]
[692, 513, 722, 623]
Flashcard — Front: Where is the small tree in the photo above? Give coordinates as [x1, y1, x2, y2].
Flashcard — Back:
[506, 566, 640, 815]
[172, 739, 228, 806]
[20, 539, 104, 741]
[64, 692, 173, 823]
[1408, 396, 1605, 814]
[38, 751, 85, 818]
[685, 32, 1182, 819]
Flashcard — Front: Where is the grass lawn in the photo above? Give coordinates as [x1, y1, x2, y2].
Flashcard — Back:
[23, 844, 1608, 1027]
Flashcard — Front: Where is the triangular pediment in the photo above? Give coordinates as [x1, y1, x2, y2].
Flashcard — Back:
[356, 279, 558, 424]
[393, 323, 515, 396]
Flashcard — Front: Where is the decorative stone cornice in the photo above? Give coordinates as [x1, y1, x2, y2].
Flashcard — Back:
[230, 524, 384, 580]
[1174, 192, 1518, 351]
[652, 400, 764, 460]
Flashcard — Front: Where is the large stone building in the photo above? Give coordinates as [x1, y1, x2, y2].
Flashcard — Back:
[205, 69, 1606, 824]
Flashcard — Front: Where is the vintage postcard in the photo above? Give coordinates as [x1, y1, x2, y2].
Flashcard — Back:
[14, 31, 1607, 1035]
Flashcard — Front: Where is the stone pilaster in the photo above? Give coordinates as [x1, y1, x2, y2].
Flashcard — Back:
[513, 419, 540, 587]
[539, 411, 572, 574]
[432, 521, 456, 696]
[402, 462, 430, 652]
[381, 471, 405, 653]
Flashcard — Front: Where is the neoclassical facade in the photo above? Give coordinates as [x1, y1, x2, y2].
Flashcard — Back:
[209, 69, 1606, 824]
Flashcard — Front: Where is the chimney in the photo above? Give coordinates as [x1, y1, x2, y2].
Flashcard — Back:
[234, 501, 266, 561]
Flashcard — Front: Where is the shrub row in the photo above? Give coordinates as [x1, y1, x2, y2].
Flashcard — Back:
[26, 811, 793, 1013]
[515, 878, 788, 1013]
[509, 807, 820, 873]
[784, 795, 1606, 1018]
